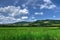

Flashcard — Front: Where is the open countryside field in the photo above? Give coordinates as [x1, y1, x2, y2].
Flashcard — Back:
[0, 27, 60, 40]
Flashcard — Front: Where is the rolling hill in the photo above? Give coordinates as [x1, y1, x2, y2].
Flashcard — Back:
[0, 20, 60, 27]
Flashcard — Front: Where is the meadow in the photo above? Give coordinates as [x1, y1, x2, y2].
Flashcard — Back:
[0, 27, 60, 40]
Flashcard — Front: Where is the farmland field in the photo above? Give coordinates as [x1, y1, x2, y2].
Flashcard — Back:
[0, 27, 60, 40]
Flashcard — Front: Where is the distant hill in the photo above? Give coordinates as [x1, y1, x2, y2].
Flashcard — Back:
[0, 20, 60, 27]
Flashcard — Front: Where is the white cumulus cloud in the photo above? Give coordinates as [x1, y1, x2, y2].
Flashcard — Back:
[0, 6, 29, 17]
[53, 15, 56, 18]
[35, 12, 44, 15]
[40, 0, 56, 9]
[43, 0, 51, 3]
[21, 16, 28, 19]
[0, 6, 29, 24]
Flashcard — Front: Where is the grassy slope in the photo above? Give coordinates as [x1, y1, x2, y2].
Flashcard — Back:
[0, 27, 60, 40]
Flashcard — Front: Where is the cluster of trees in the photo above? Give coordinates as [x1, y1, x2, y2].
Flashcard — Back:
[0, 20, 60, 27]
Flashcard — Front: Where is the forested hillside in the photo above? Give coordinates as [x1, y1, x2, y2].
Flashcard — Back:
[0, 20, 60, 27]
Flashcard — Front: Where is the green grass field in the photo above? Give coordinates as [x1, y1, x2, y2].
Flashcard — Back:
[0, 27, 60, 40]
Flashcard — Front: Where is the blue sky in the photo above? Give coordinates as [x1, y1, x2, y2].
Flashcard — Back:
[0, 0, 60, 24]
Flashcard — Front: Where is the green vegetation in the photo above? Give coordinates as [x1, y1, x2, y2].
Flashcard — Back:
[0, 20, 60, 40]
[0, 27, 60, 40]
